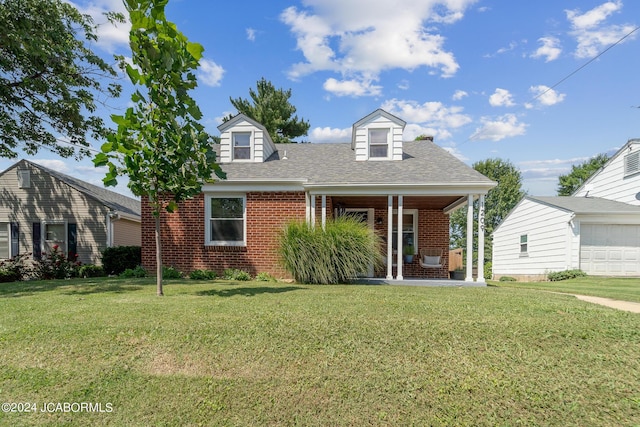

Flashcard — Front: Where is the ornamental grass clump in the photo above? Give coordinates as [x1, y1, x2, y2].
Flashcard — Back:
[280, 216, 382, 284]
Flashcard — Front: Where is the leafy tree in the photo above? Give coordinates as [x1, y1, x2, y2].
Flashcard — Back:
[226, 77, 310, 143]
[94, 0, 224, 296]
[557, 153, 609, 196]
[0, 0, 122, 159]
[450, 158, 526, 262]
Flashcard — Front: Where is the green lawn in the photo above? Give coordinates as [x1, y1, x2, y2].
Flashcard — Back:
[1, 278, 639, 426]
[491, 276, 640, 303]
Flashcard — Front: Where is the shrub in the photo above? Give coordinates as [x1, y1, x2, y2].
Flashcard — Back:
[548, 269, 587, 281]
[484, 261, 492, 280]
[162, 266, 183, 279]
[0, 253, 32, 282]
[33, 245, 81, 280]
[189, 269, 218, 280]
[119, 266, 147, 278]
[223, 268, 251, 281]
[102, 246, 141, 275]
[79, 264, 105, 278]
[255, 272, 276, 282]
[499, 276, 517, 282]
[279, 217, 382, 284]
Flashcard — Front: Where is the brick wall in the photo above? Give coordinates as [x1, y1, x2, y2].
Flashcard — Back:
[141, 192, 306, 278]
[373, 208, 450, 279]
[142, 193, 450, 280]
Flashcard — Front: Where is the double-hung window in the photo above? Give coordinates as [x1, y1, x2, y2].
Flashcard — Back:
[369, 128, 389, 159]
[520, 234, 528, 255]
[392, 210, 418, 254]
[232, 132, 251, 160]
[206, 195, 246, 246]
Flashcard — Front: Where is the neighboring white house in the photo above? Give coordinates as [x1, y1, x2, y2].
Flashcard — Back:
[492, 138, 640, 280]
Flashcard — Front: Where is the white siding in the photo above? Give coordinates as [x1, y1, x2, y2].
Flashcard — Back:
[353, 115, 403, 161]
[218, 119, 276, 163]
[493, 199, 577, 277]
[574, 141, 640, 205]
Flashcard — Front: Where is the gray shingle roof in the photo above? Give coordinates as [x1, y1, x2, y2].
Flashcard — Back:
[24, 160, 141, 218]
[528, 196, 640, 214]
[216, 140, 494, 186]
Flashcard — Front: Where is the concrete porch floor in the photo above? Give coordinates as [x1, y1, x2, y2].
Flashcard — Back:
[354, 278, 487, 287]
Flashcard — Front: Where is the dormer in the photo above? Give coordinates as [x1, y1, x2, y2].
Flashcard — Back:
[217, 114, 276, 163]
[351, 109, 406, 161]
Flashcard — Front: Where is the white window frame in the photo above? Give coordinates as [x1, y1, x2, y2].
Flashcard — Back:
[392, 209, 418, 254]
[42, 220, 67, 255]
[17, 169, 30, 188]
[232, 132, 252, 161]
[205, 194, 246, 246]
[368, 128, 390, 160]
[0, 222, 10, 259]
[519, 234, 528, 256]
[624, 151, 639, 177]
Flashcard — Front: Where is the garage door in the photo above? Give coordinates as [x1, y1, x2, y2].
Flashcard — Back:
[580, 224, 640, 276]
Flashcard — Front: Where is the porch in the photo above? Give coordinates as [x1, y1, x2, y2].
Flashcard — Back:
[307, 192, 487, 283]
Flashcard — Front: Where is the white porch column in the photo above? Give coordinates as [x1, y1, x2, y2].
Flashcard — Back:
[396, 195, 403, 280]
[386, 195, 393, 280]
[477, 195, 485, 283]
[305, 192, 311, 223]
[465, 194, 474, 282]
[310, 195, 316, 228]
[321, 195, 327, 229]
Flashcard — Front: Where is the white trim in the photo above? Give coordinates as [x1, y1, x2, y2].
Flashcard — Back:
[465, 194, 474, 282]
[0, 222, 10, 259]
[387, 195, 393, 280]
[204, 194, 246, 246]
[396, 195, 403, 280]
[231, 131, 253, 162]
[305, 183, 495, 196]
[368, 128, 391, 160]
[477, 195, 486, 283]
[42, 219, 68, 255]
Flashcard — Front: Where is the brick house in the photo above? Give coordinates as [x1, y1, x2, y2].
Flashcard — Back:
[142, 109, 495, 282]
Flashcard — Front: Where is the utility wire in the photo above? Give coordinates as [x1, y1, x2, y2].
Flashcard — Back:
[466, 25, 640, 143]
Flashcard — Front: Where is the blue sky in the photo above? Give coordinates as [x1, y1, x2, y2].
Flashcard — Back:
[2, 0, 639, 197]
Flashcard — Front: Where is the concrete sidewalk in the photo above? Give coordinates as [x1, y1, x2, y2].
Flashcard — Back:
[569, 294, 640, 313]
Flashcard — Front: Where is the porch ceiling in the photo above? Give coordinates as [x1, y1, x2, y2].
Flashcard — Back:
[331, 195, 463, 211]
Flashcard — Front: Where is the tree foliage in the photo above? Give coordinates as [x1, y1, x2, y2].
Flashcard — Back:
[557, 153, 609, 196]
[94, 0, 224, 295]
[450, 158, 526, 262]
[0, 0, 122, 159]
[226, 77, 310, 143]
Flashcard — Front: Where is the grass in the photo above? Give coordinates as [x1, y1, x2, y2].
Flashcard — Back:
[492, 276, 640, 303]
[0, 277, 639, 426]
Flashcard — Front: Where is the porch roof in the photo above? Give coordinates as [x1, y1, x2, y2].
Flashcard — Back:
[213, 140, 495, 194]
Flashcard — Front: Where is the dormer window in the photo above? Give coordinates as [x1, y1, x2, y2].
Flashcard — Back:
[232, 132, 251, 160]
[369, 128, 389, 158]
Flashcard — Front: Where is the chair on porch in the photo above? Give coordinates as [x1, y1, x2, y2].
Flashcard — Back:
[419, 248, 442, 268]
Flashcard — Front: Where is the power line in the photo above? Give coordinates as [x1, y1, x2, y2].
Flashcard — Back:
[466, 25, 640, 144]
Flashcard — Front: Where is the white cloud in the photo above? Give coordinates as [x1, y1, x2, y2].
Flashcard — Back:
[452, 90, 468, 100]
[531, 36, 562, 62]
[382, 98, 472, 129]
[566, 1, 637, 58]
[529, 85, 566, 106]
[397, 80, 410, 90]
[489, 88, 515, 107]
[31, 159, 70, 173]
[280, 0, 478, 94]
[323, 78, 382, 97]
[198, 59, 225, 87]
[246, 28, 257, 41]
[309, 126, 351, 142]
[70, 0, 130, 53]
[470, 114, 527, 141]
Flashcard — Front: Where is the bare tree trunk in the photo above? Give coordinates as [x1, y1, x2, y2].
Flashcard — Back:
[155, 215, 163, 296]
